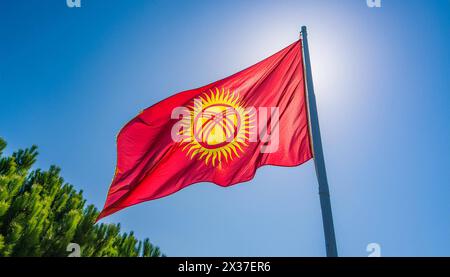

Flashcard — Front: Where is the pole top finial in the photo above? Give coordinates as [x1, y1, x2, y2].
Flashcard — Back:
[301, 26, 307, 34]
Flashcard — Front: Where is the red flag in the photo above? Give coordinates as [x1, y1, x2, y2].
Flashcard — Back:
[97, 40, 312, 221]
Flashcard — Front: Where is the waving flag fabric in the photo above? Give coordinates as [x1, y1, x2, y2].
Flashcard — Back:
[97, 40, 312, 221]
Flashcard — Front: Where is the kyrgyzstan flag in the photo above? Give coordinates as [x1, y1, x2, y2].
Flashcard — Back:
[97, 40, 312, 221]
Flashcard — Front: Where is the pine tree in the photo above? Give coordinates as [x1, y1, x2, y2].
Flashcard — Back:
[0, 137, 163, 257]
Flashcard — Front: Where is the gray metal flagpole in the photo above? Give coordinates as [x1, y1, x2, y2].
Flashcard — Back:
[300, 26, 338, 257]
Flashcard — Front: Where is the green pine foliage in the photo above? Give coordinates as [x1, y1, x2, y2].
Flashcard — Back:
[0, 137, 163, 257]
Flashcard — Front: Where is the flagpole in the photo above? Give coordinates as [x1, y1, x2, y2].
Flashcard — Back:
[300, 26, 338, 257]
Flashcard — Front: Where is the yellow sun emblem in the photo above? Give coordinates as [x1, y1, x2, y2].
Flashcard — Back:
[179, 88, 254, 167]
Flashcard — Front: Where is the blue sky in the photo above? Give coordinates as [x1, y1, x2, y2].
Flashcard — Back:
[1, 0, 449, 256]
